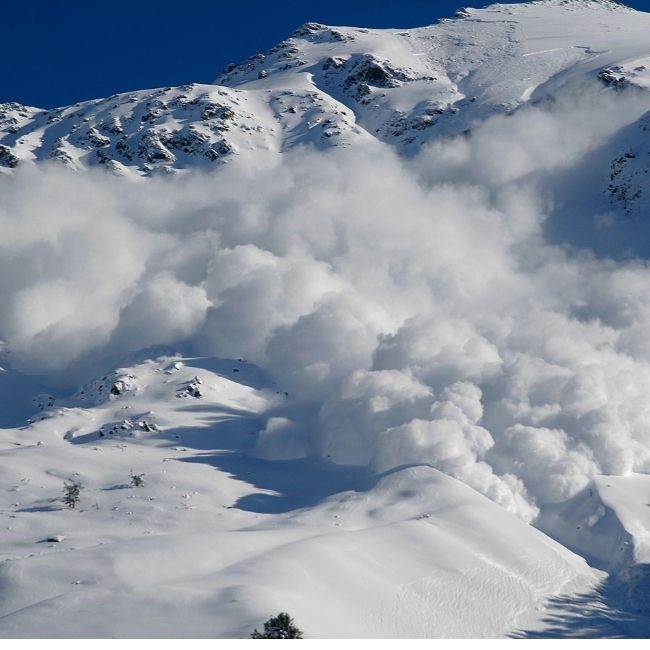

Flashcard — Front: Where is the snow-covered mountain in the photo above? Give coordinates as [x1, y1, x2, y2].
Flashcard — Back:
[3, 0, 650, 638]
[2, 1, 650, 181]
[2, 0, 650, 225]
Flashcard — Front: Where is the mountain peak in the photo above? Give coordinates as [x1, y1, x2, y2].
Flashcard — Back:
[2, 1, 649, 176]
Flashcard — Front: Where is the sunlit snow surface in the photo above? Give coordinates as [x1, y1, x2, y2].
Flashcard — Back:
[0, 356, 599, 638]
[3, 0, 650, 638]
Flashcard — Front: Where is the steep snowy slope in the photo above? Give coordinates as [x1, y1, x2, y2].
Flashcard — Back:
[0, 356, 599, 638]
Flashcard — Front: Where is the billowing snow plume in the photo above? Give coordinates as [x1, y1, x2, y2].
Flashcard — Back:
[3, 85, 650, 521]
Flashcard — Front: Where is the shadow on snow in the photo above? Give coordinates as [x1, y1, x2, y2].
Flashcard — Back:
[179, 451, 373, 514]
[511, 569, 650, 638]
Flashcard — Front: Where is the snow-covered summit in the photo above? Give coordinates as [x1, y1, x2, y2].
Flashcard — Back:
[2, 1, 650, 177]
[214, 0, 650, 150]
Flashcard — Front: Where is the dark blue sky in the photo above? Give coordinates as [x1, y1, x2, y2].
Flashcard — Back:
[5, 0, 650, 108]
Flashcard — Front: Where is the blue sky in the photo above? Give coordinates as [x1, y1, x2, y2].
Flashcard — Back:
[4, 0, 650, 108]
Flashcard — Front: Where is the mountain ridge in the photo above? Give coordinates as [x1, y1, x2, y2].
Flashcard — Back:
[2, 0, 650, 179]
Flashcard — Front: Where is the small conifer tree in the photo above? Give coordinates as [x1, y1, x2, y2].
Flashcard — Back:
[250, 612, 303, 639]
[62, 480, 83, 509]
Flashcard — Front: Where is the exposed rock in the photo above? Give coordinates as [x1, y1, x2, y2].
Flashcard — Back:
[598, 66, 630, 89]
[0, 144, 19, 168]
[137, 132, 175, 164]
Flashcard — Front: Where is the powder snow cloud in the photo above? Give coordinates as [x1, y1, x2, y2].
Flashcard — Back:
[3, 85, 650, 521]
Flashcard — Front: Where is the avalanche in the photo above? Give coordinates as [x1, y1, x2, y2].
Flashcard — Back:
[2, 0, 650, 638]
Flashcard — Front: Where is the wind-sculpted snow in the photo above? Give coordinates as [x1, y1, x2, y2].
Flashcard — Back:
[3, 81, 650, 524]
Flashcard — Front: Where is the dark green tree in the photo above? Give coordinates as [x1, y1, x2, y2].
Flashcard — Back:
[62, 479, 83, 509]
[250, 612, 303, 639]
